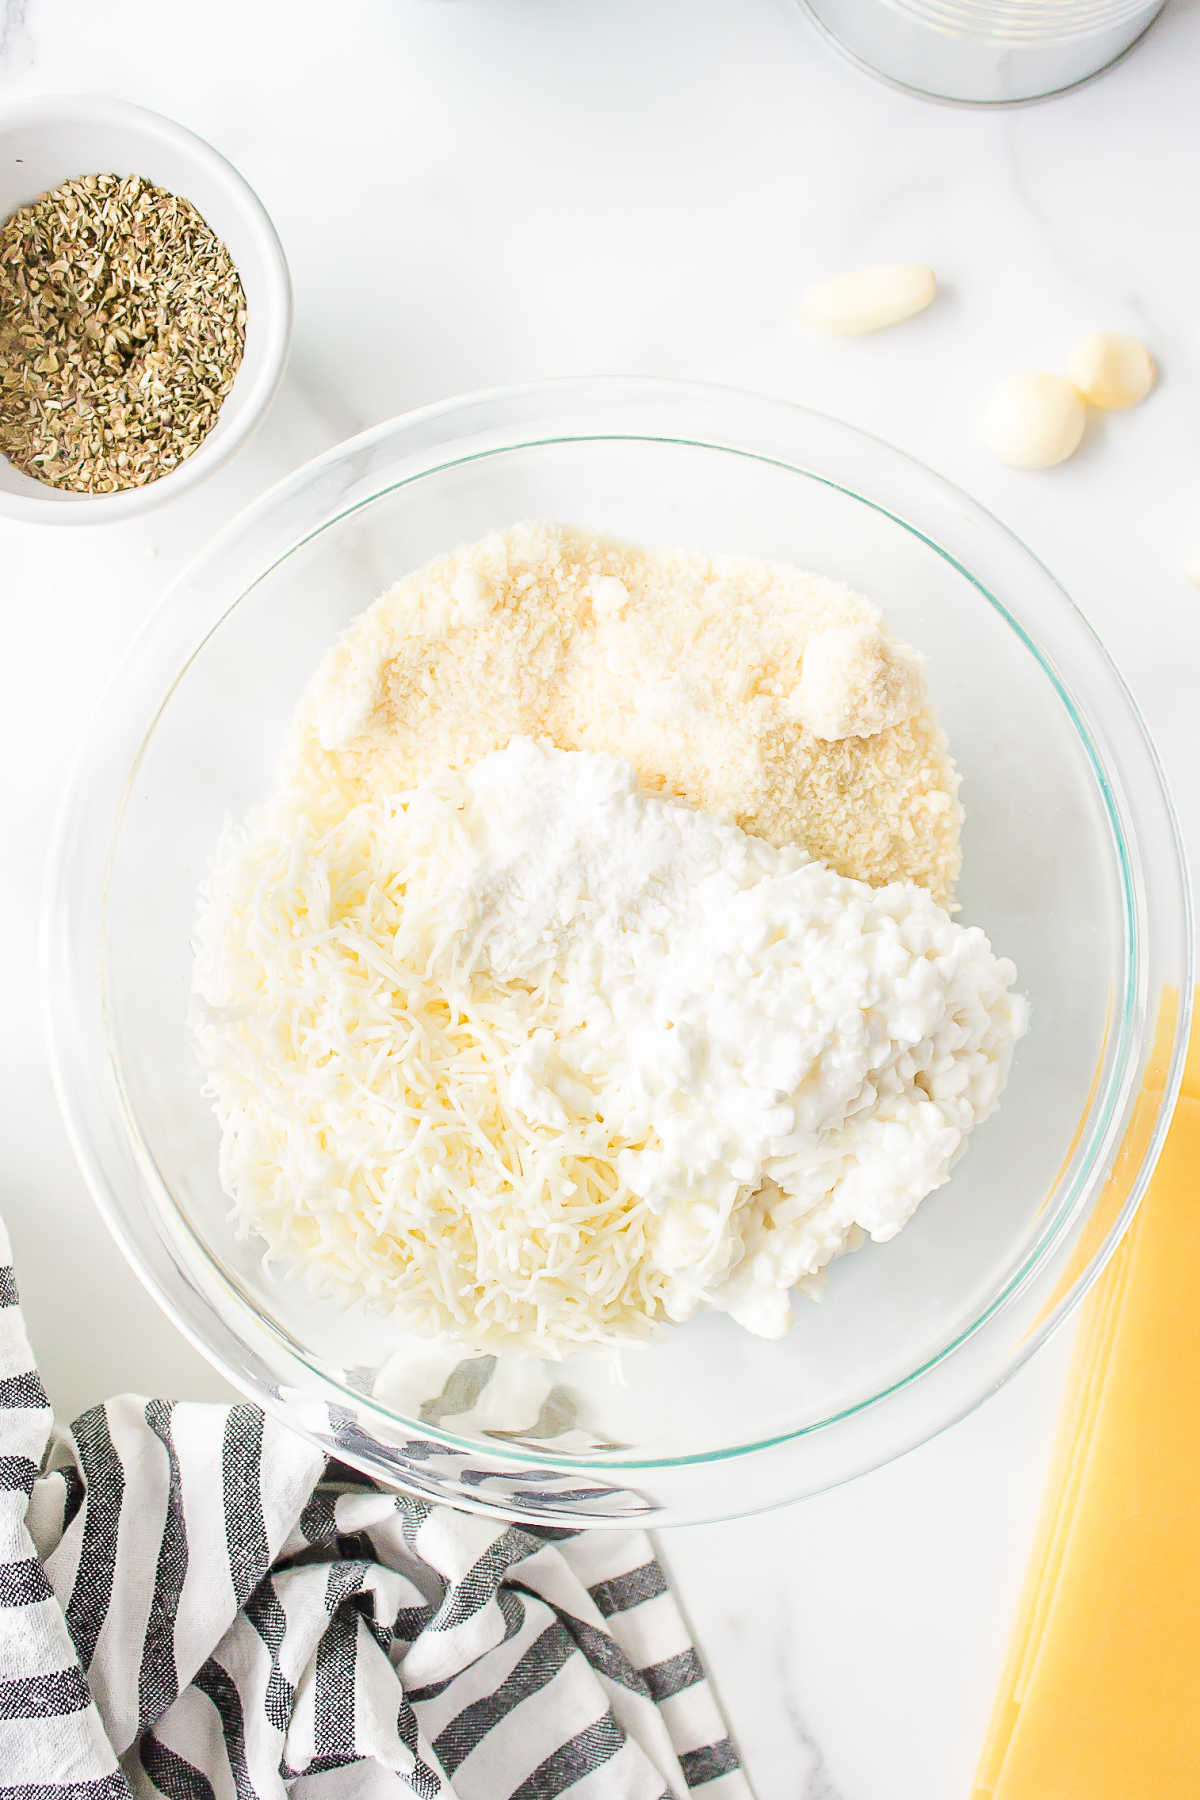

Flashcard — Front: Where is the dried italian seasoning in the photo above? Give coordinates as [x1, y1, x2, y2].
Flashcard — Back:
[0, 171, 247, 493]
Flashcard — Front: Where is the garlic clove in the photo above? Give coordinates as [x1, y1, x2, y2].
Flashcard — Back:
[981, 371, 1087, 470]
[1069, 331, 1156, 411]
[798, 264, 936, 336]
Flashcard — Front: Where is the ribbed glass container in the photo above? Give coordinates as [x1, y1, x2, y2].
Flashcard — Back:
[799, 0, 1165, 103]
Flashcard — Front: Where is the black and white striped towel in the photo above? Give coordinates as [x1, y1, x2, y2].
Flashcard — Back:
[0, 1219, 749, 1799]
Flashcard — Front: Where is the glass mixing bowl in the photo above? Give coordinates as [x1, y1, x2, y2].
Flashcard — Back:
[45, 379, 1192, 1526]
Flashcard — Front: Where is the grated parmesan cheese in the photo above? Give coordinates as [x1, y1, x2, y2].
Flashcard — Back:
[193, 740, 1025, 1354]
[288, 524, 963, 903]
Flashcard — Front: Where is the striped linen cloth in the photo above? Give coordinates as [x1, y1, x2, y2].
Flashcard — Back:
[0, 1219, 749, 1799]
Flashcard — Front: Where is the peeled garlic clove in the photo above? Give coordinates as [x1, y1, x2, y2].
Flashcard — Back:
[981, 371, 1087, 470]
[798, 264, 936, 336]
[1186, 557, 1200, 591]
[1069, 331, 1156, 410]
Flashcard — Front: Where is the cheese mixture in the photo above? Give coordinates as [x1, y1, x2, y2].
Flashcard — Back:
[193, 526, 1025, 1355]
[193, 741, 1023, 1351]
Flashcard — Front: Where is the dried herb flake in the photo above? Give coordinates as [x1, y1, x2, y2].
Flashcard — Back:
[0, 171, 247, 493]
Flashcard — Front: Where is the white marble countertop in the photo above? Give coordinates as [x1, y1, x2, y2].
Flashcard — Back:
[2, 2, 1198, 1794]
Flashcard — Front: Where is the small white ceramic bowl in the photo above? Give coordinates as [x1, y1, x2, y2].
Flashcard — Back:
[0, 94, 291, 524]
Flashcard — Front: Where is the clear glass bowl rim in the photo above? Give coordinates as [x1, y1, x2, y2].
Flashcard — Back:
[44, 376, 1193, 1510]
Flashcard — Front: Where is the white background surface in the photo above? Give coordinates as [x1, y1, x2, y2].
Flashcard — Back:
[2, 2, 1198, 1795]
